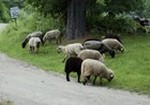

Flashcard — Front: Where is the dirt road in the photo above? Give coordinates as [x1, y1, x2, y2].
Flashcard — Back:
[0, 24, 150, 105]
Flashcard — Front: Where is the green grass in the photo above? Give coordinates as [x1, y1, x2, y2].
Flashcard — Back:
[0, 24, 150, 95]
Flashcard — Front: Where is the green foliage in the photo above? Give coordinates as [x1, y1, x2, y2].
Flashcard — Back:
[25, 0, 67, 17]
[0, 1, 10, 22]
[104, 0, 145, 15]
[0, 0, 24, 22]
[25, 0, 147, 35]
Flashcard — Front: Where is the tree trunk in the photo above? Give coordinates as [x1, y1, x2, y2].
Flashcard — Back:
[66, 0, 87, 39]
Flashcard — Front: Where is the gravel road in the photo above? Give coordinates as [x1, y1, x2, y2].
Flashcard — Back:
[0, 24, 150, 105]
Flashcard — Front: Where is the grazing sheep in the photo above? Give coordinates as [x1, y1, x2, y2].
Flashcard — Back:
[65, 57, 83, 82]
[22, 31, 44, 48]
[103, 31, 123, 44]
[134, 16, 150, 27]
[28, 37, 41, 53]
[83, 40, 116, 58]
[78, 49, 104, 62]
[102, 38, 125, 53]
[133, 16, 150, 33]
[82, 38, 101, 44]
[81, 59, 114, 85]
[57, 43, 83, 62]
[43, 29, 61, 44]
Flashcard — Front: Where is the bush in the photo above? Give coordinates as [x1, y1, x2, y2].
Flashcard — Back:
[87, 13, 145, 35]
[0, 3, 10, 23]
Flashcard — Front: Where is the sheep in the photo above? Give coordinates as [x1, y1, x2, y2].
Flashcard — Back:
[65, 57, 83, 82]
[43, 29, 61, 44]
[28, 37, 41, 53]
[102, 38, 125, 53]
[82, 38, 101, 44]
[133, 16, 150, 33]
[134, 16, 150, 27]
[22, 31, 44, 48]
[78, 49, 104, 62]
[57, 43, 83, 62]
[83, 40, 116, 58]
[102, 30, 123, 44]
[81, 59, 114, 85]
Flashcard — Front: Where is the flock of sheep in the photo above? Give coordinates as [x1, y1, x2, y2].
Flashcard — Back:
[21, 29, 125, 86]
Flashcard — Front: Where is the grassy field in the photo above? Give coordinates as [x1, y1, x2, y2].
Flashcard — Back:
[0, 25, 150, 95]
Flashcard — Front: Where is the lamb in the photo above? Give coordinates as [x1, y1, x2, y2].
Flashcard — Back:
[102, 38, 125, 53]
[28, 37, 41, 53]
[22, 31, 44, 48]
[43, 29, 61, 44]
[65, 57, 83, 82]
[83, 40, 116, 58]
[57, 43, 83, 62]
[81, 59, 114, 85]
[78, 49, 104, 62]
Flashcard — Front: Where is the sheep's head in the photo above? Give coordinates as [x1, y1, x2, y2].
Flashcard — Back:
[107, 69, 114, 82]
[57, 46, 62, 53]
[120, 47, 124, 52]
[109, 50, 115, 58]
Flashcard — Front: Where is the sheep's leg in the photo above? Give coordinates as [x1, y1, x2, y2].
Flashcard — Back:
[62, 55, 69, 63]
[29, 46, 34, 53]
[36, 48, 39, 54]
[32, 47, 35, 53]
[29, 46, 32, 53]
[87, 75, 91, 80]
[56, 39, 58, 44]
[93, 76, 97, 85]
[66, 72, 70, 82]
[59, 37, 61, 44]
[99, 77, 103, 85]
[77, 72, 80, 83]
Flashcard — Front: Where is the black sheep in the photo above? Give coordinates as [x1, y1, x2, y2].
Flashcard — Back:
[65, 57, 83, 82]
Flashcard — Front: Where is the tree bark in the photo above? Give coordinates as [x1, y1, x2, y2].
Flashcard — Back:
[66, 0, 87, 39]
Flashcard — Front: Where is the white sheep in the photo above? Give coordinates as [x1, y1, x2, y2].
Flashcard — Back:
[57, 43, 83, 62]
[81, 59, 114, 85]
[22, 31, 44, 48]
[78, 49, 104, 62]
[28, 37, 41, 53]
[102, 38, 125, 53]
[43, 29, 61, 44]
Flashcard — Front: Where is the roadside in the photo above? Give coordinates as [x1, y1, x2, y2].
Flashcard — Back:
[0, 53, 150, 105]
[0, 23, 7, 32]
[0, 23, 150, 105]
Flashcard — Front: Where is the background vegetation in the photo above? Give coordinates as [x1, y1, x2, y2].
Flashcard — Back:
[0, 0, 150, 95]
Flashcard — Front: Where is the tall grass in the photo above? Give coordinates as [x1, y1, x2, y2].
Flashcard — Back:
[0, 11, 150, 95]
